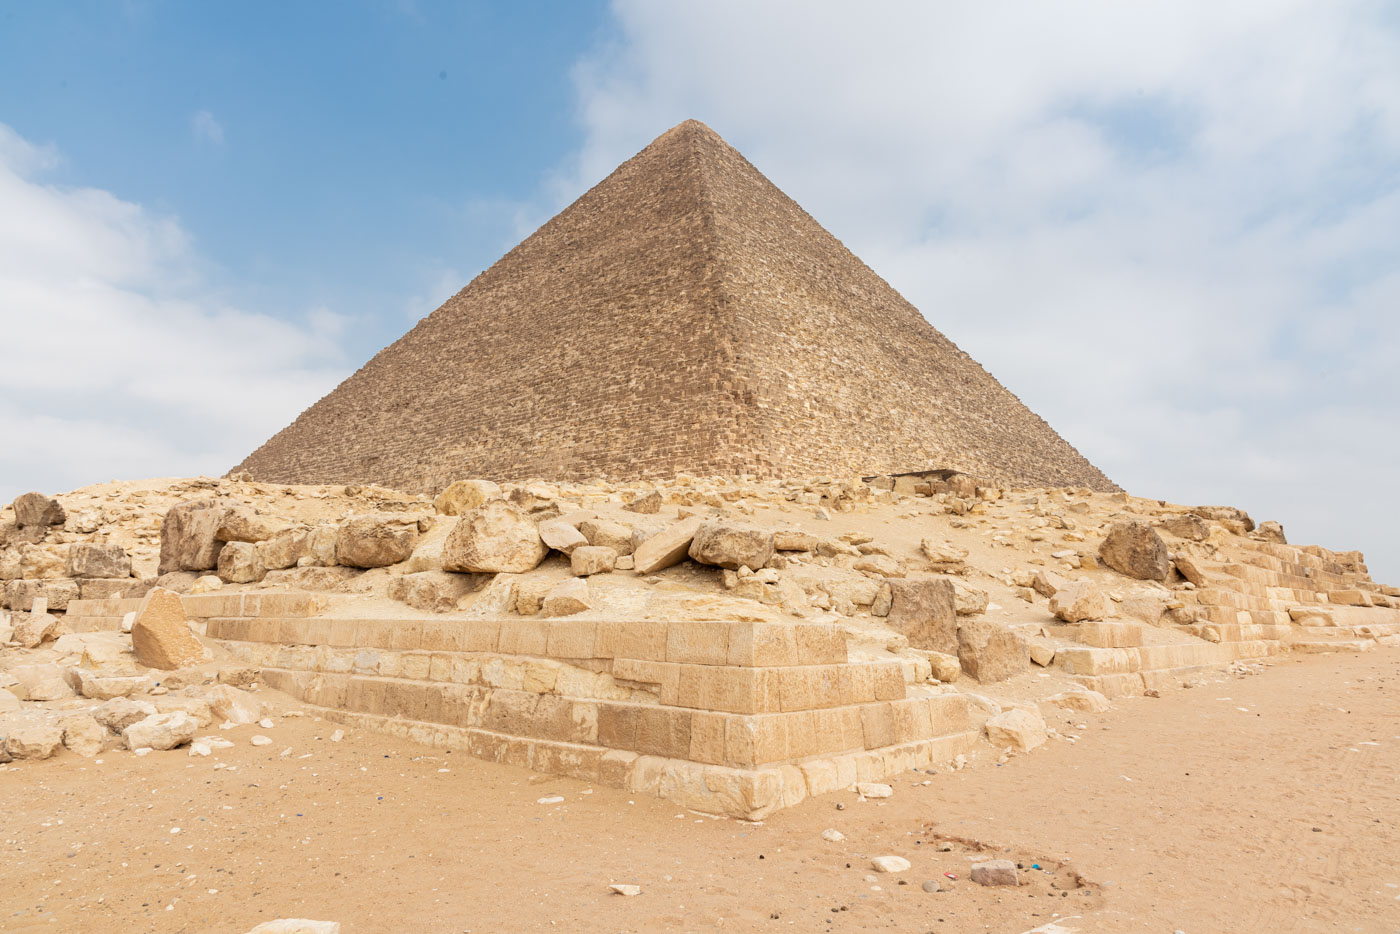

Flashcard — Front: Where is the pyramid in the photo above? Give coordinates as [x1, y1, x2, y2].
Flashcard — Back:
[236, 120, 1115, 492]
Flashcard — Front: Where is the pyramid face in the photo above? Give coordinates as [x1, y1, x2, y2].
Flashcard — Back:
[236, 121, 1116, 492]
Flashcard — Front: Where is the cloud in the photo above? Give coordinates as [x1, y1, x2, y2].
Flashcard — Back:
[0, 122, 348, 498]
[561, 0, 1400, 579]
[191, 109, 225, 146]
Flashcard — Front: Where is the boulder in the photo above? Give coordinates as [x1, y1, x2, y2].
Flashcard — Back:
[131, 588, 207, 670]
[925, 651, 962, 683]
[433, 479, 503, 516]
[632, 517, 704, 574]
[688, 522, 774, 571]
[623, 491, 662, 514]
[1173, 553, 1208, 587]
[950, 578, 989, 616]
[920, 539, 968, 570]
[64, 507, 104, 534]
[123, 711, 198, 750]
[245, 921, 341, 934]
[884, 578, 957, 654]
[1158, 515, 1210, 541]
[1050, 580, 1111, 622]
[970, 859, 1020, 886]
[1256, 520, 1286, 544]
[1098, 521, 1171, 582]
[14, 604, 59, 648]
[571, 545, 618, 576]
[69, 669, 149, 700]
[984, 708, 1046, 753]
[4, 723, 64, 759]
[387, 570, 478, 613]
[335, 515, 420, 569]
[540, 577, 590, 616]
[216, 507, 291, 543]
[256, 529, 309, 570]
[1191, 505, 1254, 535]
[92, 697, 158, 733]
[66, 543, 131, 579]
[158, 500, 230, 574]
[956, 620, 1029, 683]
[217, 541, 266, 584]
[13, 492, 65, 529]
[442, 501, 547, 574]
[1045, 689, 1111, 713]
[538, 519, 588, 554]
[578, 518, 637, 556]
[853, 554, 905, 577]
[1032, 568, 1071, 598]
[204, 684, 262, 725]
[772, 530, 820, 552]
[60, 714, 107, 757]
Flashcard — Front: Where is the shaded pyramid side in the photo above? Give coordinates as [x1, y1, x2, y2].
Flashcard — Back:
[684, 123, 1114, 490]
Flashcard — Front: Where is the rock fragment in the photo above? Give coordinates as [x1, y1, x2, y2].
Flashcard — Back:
[688, 522, 774, 570]
[123, 711, 198, 750]
[131, 588, 208, 670]
[1050, 580, 1111, 622]
[631, 516, 703, 574]
[336, 515, 420, 568]
[571, 545, 618, 576]
[541, 577, 590, 616]
[66, 543, 132, 579]
[957, 620, 1029, 683]
[984, 708, 1047, 752]
[1099, 520, 1171, 581]
[433, 479, 502, 516]
[871, 856, 911, 873]
[442, 501, 547, 574]
[884, 578, 957, 654]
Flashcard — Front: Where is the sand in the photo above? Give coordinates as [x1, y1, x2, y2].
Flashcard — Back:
[2, 646, 1395, 933]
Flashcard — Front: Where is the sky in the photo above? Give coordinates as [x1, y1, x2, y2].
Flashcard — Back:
[1, 1, 1397, 581]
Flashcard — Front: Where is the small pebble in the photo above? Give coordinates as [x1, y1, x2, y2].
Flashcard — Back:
[921, 880, 940, 893]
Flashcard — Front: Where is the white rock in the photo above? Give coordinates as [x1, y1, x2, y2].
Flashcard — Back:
[855, 782, 892, 799]
[258, 718, 275, 729]
[245, 921, 342, 934]
[608, 884, 641, 896]
[821, 829, 845, 842]
[871, 856, 911, 873]
[122, 712, 198, 751]
[250, 734, 273, 746]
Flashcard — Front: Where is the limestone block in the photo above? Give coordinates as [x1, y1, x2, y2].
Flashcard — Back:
[1032, 568, 1070, 597]
[14, 605, 59, 647]
[1157, 515, 1210, 541]
[66, 543, 131, 579]
[1050, 580, 1111, 622]
[624, 491, 662, 514]
[984, 708, 1046, 753]
[632, 516, 704, 574]
[970, 859, 1019, 886]
[772, 530, 819, 552]
[578, 519, 636, 556]
[336, 515, 420, 569]
[1099, 521, 1171, 581]
[122, 711, 197, 750]
[158, 500, 230, 574]
[433, 479, 502, 516]
[956, 620, 1029, 683]
[1173, 553, 1208, 586]
[131, 588, 208, 670]
[950, 578, 989, 615]
[60, 714, 107, 757]
[13, 492, 65, 529]
[570, 545, 618, 576]
[92, 697, 157, 733]
[388, 570, 478, 613]
[0, 546, 20, 581]
[216, 507, 291, 543]
[69, 669, 149, 700]
[5, 723, 63, 759]
[1043, 688, 1111, 713]
[885, 578, 957, 654]
[20, 543, 68, 579]
[442, 501, 547, 574]
[205, 684, 262, 725]
[217, 541, 266, 584]
[538, 518, 587, 554]
[688, 522, 775, 571]
[541, 578, 590, 616]
[256, 529, 309, 570]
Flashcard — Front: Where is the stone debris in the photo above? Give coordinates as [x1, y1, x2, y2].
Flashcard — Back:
[855, 782, 892, 798]
[570, 545, 618, 576]
[957, 620, 1029, 683]
[433, 479, 503, 516]
[336, 515, 421, 569]
[5, 722, 64, 759]
[608, 884, 642, 896]
[884, 578, 957, 654]
[970, 859, 1019, 886]
[60, 713, 106, 757]
[541, 577, 590, 616]
[538, 518, 588, 554]
[1050, 580, 1112, 622]
[13, 491, 67, 531]
[1045, 689, 1111, 714]
[631, 516, 703, 574]
[250, 734, 273, 746]
[820, 829, 845, 842]
[122, 711, 198, 751]
[985, 708, 1048, 753]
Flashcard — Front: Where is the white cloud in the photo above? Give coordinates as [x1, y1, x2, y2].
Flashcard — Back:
[191, 109, 225, 146]
[562, 0, 1400, 580]
[0, 122, 348, 498]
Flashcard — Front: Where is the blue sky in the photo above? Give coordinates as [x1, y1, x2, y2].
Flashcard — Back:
[1, 1, 1398, 581]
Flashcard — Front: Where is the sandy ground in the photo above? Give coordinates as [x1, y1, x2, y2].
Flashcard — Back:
[2, 646, 1395, 934]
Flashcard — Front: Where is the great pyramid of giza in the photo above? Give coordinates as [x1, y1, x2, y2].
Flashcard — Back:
[236, 120, 1116, 492]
